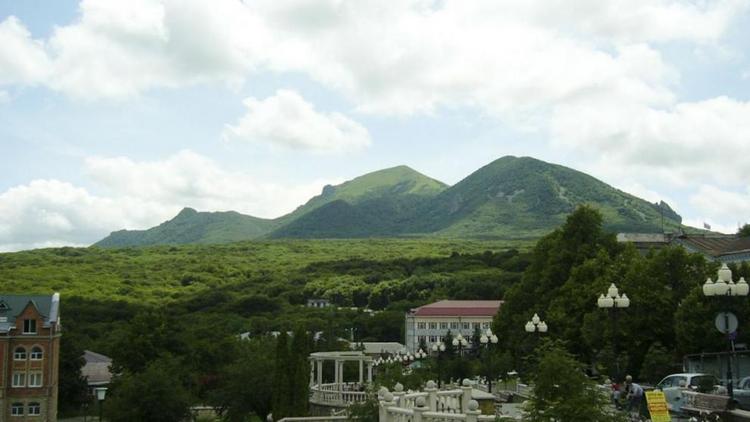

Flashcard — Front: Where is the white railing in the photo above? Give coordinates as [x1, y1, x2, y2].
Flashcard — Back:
[515, 383, 532, 398]
[278, 417, 350, 422]
[379, 380, 496, 422]
[310, 382, 368, 406]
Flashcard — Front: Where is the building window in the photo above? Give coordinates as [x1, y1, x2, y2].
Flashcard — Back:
[417, 322, 426, 330]
[462, 322, 470, 330]
[429, 322, 437, 330]
[482, 322, 490, 329]
[11, 403, 24, 416]
[28, 403, 41, 416]
[417, 335, 426, 344]
[29, 372, 43, 388]
[13, 347, 26, 360]
[472, 322, 481, 330]
[30, 346, 43, 360]
[429, 335, 437, 343]
[12, 372, 26, 388]
[450, 322, 458, 329]
[440, 322, 448, 329]
[23, 319, 37, 334]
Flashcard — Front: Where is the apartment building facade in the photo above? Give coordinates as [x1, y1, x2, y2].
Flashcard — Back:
[0, 293, 61, 422]
[404, 300, 502, 353]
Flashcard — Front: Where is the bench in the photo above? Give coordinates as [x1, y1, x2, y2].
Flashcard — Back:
[680, 391, 732, 417]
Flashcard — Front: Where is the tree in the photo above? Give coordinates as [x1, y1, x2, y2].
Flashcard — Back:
[493, 206, 620, 374]
[57, 333, 89, 416]
[109, 309, 181, 373]
[639, 342, 675, 384]
[272, 332, 291, 420]
[211, 338, 275, 421]
[106, 358, 192, 422]
[525, 341, 623, 422]
[288, 327, 310, 416]
[739, 224, 750, 238]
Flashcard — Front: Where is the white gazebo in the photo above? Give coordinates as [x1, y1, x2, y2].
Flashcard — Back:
[309, 351, 374, 408]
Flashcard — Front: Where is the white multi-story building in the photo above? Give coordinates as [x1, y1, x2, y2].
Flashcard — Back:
[404, 300, 503, 352]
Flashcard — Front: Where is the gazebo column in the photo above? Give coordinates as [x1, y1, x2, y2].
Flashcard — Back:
[309, 360, 315, 387]
[316, 359, 323, 387]
[359, 359, 364, 384]
[367, 362, 373, 383]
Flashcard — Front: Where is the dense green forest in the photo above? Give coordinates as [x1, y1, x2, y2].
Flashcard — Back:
[0, 238, 530, 419]
[2, 209, 747, 420]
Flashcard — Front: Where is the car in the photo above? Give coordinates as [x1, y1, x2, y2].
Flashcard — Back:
[655, 373, 722, 414]
[733, 376, 750, 410]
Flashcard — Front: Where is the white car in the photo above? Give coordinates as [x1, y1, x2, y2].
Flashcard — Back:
[655, 373, 721, 414]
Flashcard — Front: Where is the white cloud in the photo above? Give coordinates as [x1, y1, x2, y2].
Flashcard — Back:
[687, 185, 750, 234]
[0, 16, 51, 85]
[1, 0, 744, 108]
[0, 179, 166, 252]
[0, 151, 333, 251]
[0, 90, 9, 104]
[223, 90, 371, 151]
[84, 150, 331, 218]
[551, 96, 750, 187]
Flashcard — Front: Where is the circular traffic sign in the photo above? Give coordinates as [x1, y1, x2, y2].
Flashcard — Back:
[715, 312, 738, 334]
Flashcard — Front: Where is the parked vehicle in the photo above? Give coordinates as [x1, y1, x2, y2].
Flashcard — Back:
[655, 373, 721, 414]
[733, 376, 750, 410]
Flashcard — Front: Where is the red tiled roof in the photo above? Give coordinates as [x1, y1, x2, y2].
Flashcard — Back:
[411, 300, 502, 317]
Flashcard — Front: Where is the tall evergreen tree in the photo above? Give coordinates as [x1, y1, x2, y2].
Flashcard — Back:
[272, 332, 291, 420]
[289, 326, 310, 416]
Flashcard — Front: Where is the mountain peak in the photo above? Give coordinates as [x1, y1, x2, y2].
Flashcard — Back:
[176, 207, 198, 217]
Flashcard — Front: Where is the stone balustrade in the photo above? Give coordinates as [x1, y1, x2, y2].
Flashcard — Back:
[378, 380, 496, 422]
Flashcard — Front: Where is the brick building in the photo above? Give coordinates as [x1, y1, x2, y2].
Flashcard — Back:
[404, 300, 502, 353]
[0, 293, 61, 422]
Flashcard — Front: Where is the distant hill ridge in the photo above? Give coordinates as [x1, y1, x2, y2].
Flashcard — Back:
[94, 156, 687, 247]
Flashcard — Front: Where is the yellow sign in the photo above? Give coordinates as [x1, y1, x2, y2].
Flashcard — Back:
[646, 391, 672, 422]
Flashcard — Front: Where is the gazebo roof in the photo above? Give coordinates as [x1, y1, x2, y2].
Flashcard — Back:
[309, 351, 373, 362]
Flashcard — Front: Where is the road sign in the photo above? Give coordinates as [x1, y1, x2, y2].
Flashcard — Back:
[646, 390, 671, 422]
[715, 312, 738, 334]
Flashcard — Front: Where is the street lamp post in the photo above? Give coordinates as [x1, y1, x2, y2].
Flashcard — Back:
[597, 283, 630, 380]
[524, 313, 548, 337]
[94, 387, 107, 422]
[452, 333, 469, 357]
[702, 263, 749, 400]
[479, 328, 499, 393]
[431, 341, 446, 388]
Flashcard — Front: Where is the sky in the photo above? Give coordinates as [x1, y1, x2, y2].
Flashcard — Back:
[1, 0, 750, 252]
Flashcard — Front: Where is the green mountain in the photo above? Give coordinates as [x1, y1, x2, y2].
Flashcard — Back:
[94, 207, 277, 247]
[408, 156, 682, 238]
[94, 156, 685, 246]
[277, 165, 447, 222]
[269, 165, 447, 238]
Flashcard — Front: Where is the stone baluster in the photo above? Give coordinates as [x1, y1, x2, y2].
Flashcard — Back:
[461, 379, 472, 414]
[465, 399, 481, 422]
[379, 391, 395, 422]
[392, 382, 405, 406]
[413, 396, 427, 422]
[424, 380, 438, 411]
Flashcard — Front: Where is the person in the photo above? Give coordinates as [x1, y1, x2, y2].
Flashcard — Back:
[624, 375, 645, 415]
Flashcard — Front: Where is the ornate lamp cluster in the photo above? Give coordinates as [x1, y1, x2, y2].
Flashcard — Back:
[703, 263, 749, 297]
[597, 283, 630, 308]
[524, 313, 548, 333]
[480, 328, 498, 345]
[374, 350, 423, 367]
[452, 333, 469, 348]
